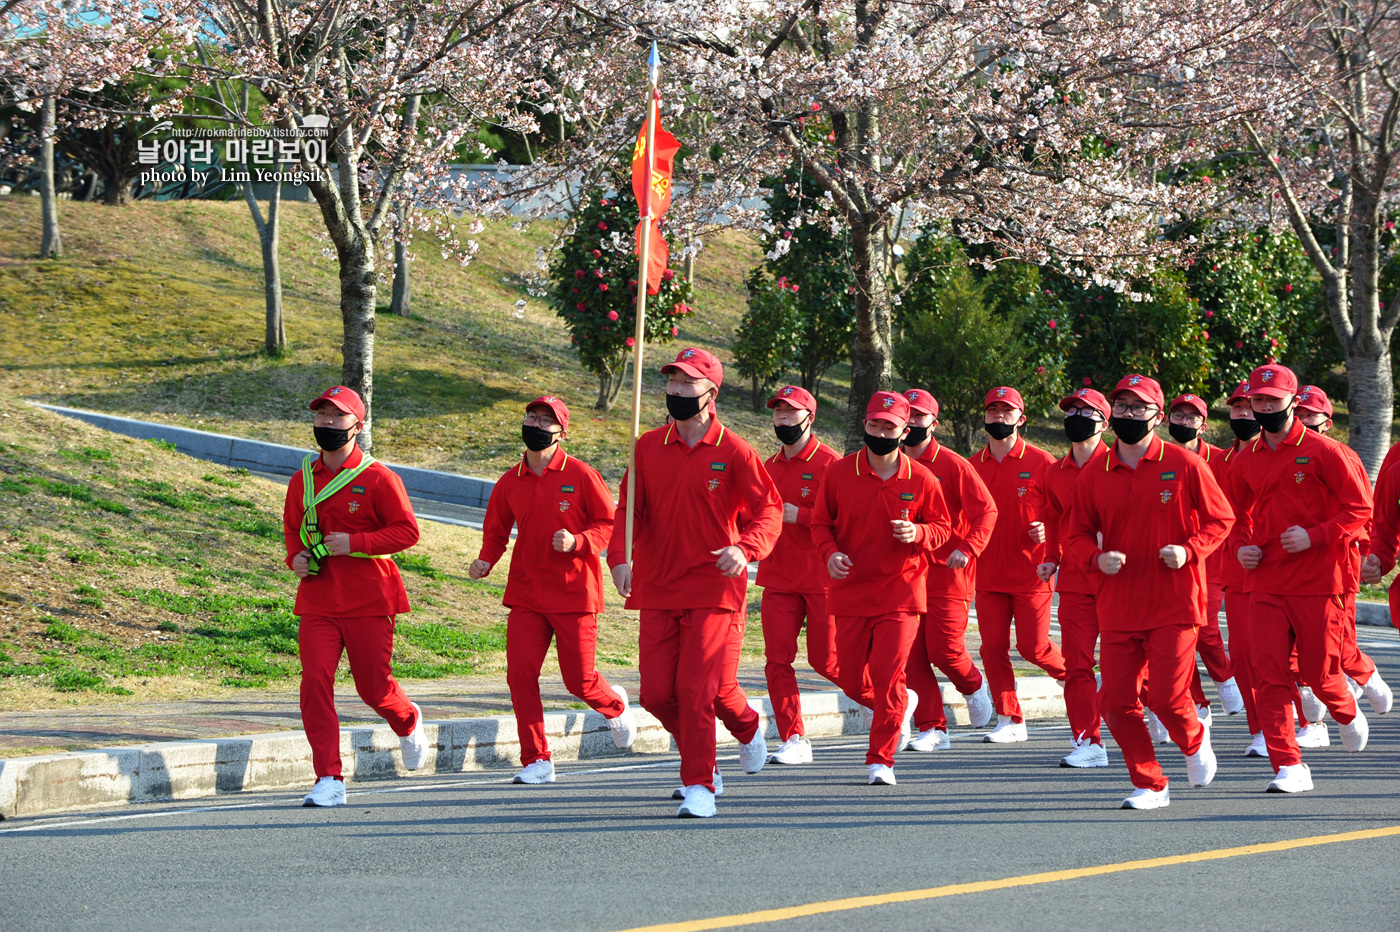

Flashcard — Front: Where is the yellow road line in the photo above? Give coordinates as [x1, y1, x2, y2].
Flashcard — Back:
[617, 824, 1400, 932]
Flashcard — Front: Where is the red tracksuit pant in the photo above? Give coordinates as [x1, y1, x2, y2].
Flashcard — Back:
[836, 613, 920, 767]
[761, 590, 840, 740]
[506, 608, 626, 765]
[975, 590, 1067, 723]
[715, 612, 762, 745]
[1100, 624, 1205, 791]
[299, 614, 418, 780]
[1198, 583, 1233, 683]
[1223, 587, 1261, 733]
[639, 608, 757, 791]
[1250, 593, 1360, 771]
[905, 597, 985, 732]
[1058, 592, 1102, 745]
[1341, 594, 1378, 684]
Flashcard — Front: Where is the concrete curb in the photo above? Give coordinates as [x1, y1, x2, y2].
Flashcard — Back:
[31, 403, 496, 509]
[0, 680, 1065, 820]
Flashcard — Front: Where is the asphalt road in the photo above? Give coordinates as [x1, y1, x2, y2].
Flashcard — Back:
[4, 704, 1399, 932]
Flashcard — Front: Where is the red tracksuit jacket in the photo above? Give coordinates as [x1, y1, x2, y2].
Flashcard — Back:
[757, 436, 842, 594]
[607, 418, 783, 612]
[911, 438, 997, 601]
[1224, 419, 1372, 597]
[809, 449, 953, 616]
[1043, 442, 1109, 597]
[477, 450, 615, 614]
[1065, 436, 1234, 632]
[970, 436, 1058, 594]
[282, 445, 419, 617]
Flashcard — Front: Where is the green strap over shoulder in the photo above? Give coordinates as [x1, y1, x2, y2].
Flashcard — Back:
[298, 452, 389, 575]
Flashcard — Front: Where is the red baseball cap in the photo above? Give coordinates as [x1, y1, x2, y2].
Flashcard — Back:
[1169, 393, 1208, 420]
[1059, 387, 1110, 420]
[308, 385, 365, 421]
[985, 386, 1025, 410]
[767, 385, 817, 414]
[1247, 363, 1298, 399]
[525, 395, 570, 432]
[903, 389, 939, 419]
[865, 391, 911, 426]
[1111, 374, 1166, 410]
[1296, 385, 1333, 417]
[1226, 379, 1251, 405]
[661, 347, 723, 388]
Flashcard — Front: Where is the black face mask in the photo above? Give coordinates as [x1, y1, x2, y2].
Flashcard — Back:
[666, 390, 711, 422]
[1110, 416, 1155, 445]
[773, 420, 808, 446]
[902, 425, 931, 447]
[314, 425, 354, 451]
[1254, 406, 1292, 434]
[1063, 414, 1100, 444]
[522, 425, 560, 451]
[864, 432, 902, 456]
[1304, 421, 1323, 433]
[984, 421, 1016, 441]
[1168, 422, 1199, 444]
[1230, 417, 1260, 442]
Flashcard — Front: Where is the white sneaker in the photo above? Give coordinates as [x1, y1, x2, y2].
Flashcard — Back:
[1362, 672, 1394, 715]
[1266, 763, 1313, 793]
[672, 768, 722, 799]
[1145, 708, 1170, 744]
[1339, 708, 1369, 752]
[909, 728, 951, 752]
[1244, 732, 1269, 758]
[859, 705, 875, 731]
[1061, 739, 1108, 768]
[1185, 726, 1217, 787]
[399, 702, 430, 771]
[965, 680, 994, 728]
[867, 763, 897, 785]
[768, 735, 813, 765]
[301, 776, 345, 807]
[1217, 677, 1245, 715]
[513, 759, 556, 784]
[1121, 785, 1170, 810]
[1197, 704, 1214, 730]
[739, 728, 768, 774]
[1346, 675, 1364, 701]
[898, 689, 919, 752]
[1299, 685, 1326, 723]
[983, 716, 1027, 743]
[1296, 721, 1330, 748]
[607, 685, 638, 749]
[677, 785, 716, 818]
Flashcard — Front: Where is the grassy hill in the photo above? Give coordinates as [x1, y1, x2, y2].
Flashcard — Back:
[0, 196, 859, 484]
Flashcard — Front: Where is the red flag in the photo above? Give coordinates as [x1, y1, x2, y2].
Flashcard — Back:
[630, 92, 681, 220]
[634, 218, 669, 294]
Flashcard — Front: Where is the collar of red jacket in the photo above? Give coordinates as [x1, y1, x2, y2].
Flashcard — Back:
[1105, 434, 1166, 471]
[977, 435, 1026, 462]
[314, 443, 365, 474]
[1249, 416, 1307, 453]
[856, 447, 913, 479]
[774, 434, 822, 463]
[515, 449, 569, 477]
[664, 416, 726, 448]
[1059, 440, 1106, 470]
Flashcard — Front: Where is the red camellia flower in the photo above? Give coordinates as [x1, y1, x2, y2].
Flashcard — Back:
[791, 285, 799, 293]
[1235, 340, 1244, 348]
[574, 269, 585, 280]
[1082, 377, 1092, 386]
[1036, 366, 1046, 374]
[811, 101, 821, 111]
[607, 310, 619, 321]
[1047, 320, 1057, 329]
[827, 132, 836, 142]
[1205, 310, 1214, 318]
[783, 230, 792, 240]
[625, 337, 636, 347]
[670, 326, 679, 337]
[597, 221, 607, 230]
[1202, 331, 1209, 339]
[1283, 284, 1293, 293]
[1270, 338, 1278, 347]
[1266, 356, 1276, 364]
[576, 301, 587, 311]
[662, 269, 674, 281]
[599, 283, 609, 292]
[591, 249, 601, 258]
[594, 268, 604, 278]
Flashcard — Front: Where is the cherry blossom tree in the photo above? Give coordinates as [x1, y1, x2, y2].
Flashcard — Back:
[525, 0, 1270, 448]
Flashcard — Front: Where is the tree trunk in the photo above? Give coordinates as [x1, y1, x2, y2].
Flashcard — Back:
[752, 373, 761, 412]
[390, 200, 411, 317]
[843, 218, 894, 452]
[337, 230, 378, 449]
[244, 177, 286, 356]
[38, 96, 61, 259]
[682, 252, 695, 284]
[596, 358, 627, 410]
[1345, 344, 1392, 478]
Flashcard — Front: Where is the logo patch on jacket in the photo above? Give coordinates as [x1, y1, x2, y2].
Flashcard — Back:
[560, 485, 575, 493]
[1295, 457, 1309, 465]
[1017, 486, 1028, 497]
[348, 501, 361, 513]
[900, 492, 915, 501]
[351, 485, 366, 494]
[559, 500, 571, 512]
[1159, 490, 1173, 504]
[1295, 471, 1306, 484]
[802, 473, 814, 480]
[710, 462, 726, 472]
[707, 478, 721, 492]
[1160, 471, 1176, 481]
[800, 486, 812, 498]
[1018, 472, 1032, 479]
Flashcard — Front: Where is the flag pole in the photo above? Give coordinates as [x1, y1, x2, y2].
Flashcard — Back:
[625, 42, 661, 567]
